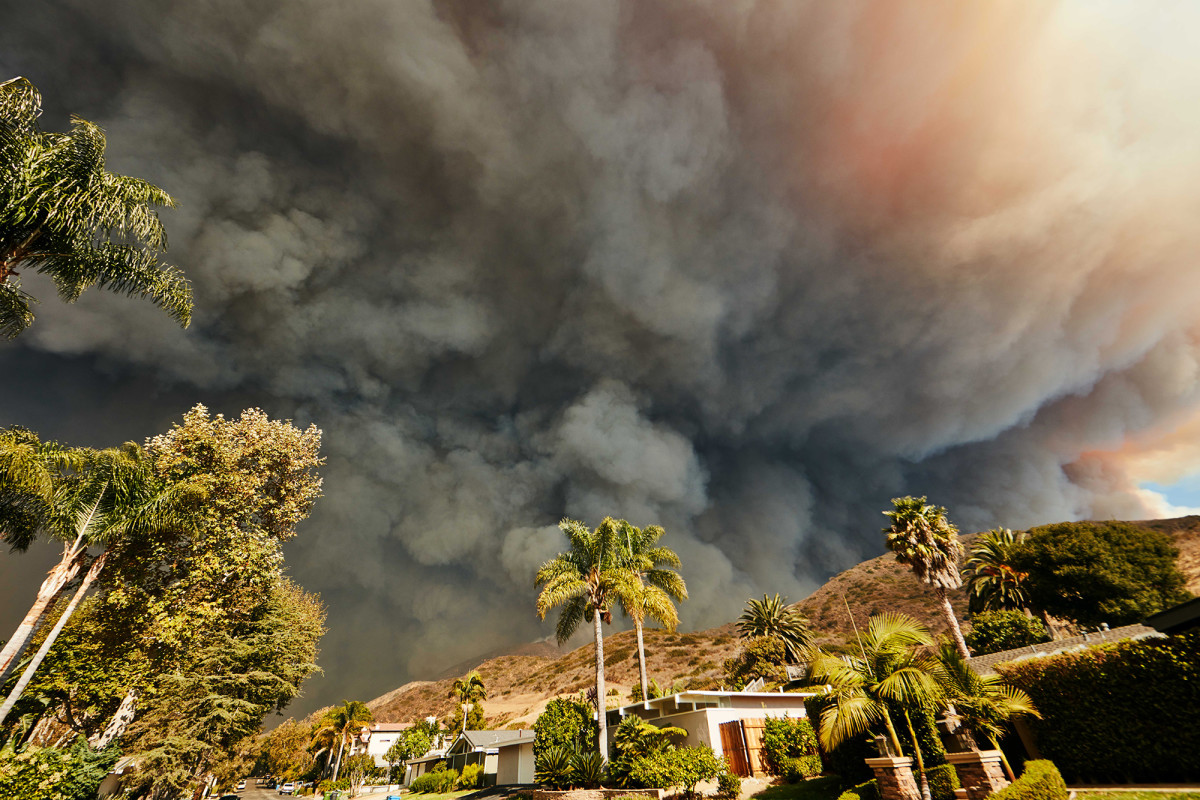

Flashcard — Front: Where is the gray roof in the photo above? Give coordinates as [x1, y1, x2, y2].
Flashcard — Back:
[967, 623, 1162, 675]
[457, 730, 534, 750]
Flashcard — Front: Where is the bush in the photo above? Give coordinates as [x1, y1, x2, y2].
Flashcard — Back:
[533, 696, 597, 767]
[459, 763, 485, 789]
[318, 777, 350, 792]
[997, 631, 1200, 782]
[534, 744, 575, 789]
[924, 764, 959, 800]
[572, 750, 606, 789]
[630, 745, 723, 796]
[966, 610, 1049, 655]
[0, 738, 120, 800]
[717, 768, 742, 798]
[989, 761, 1067, 800]
[762, 715, 822, 778]
[836, 779, 879, 800]
[410, 766, 458, 793]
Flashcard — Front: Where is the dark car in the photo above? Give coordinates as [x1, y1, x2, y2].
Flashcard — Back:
[218, 795, 240, 800]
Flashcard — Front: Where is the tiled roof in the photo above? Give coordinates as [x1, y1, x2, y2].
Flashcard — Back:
[967, 624, 1162, 675]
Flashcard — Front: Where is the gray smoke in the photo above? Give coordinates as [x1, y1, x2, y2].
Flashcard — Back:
[3, 0, 1200, 714]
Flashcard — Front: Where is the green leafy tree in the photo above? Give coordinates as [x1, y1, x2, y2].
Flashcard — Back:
[736, 593, 813, 663]
[0, 736, 120, 800]
[760, 716, 821, 780]
[260, 719, 315, 782]
[722, 636, 787, 689]
[1010, 521, 1191, 628]
[536, 517, 640, 760]
[965, 610, 1049, 656]
[343, 752, 381, 797]
[384, 726, 433, 784]
[809, 613, 947, 800]
[613, 520, 688, 702]
[936, 643, 1038, 781]
[883, 496, 970, 659]
[0, 76, 191, 337]
[963, 529, 1030, 614]
[447, 700, 486, 734]
[448, 671, 487, 733]
[533, 695, 597, 774]
[312, 701, 373, 783]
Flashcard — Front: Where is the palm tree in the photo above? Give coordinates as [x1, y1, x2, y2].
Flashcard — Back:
[0, 437, 190, 687]
[809, 613, 947, 800]
[736, 593, 813, 663]
[614, 520, 688, 703]
[0, 76, 191, 338]
[883, 496, 970, 659]
[963, 529, 1029, 615]
[449, 671, 487, 733]
[936, 643, 1039, 781]
[313, 700, 374, 782]
[535, 517, 640, 761]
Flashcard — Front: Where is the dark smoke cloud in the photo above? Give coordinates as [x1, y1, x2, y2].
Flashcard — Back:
[4, 0, 1200, 713]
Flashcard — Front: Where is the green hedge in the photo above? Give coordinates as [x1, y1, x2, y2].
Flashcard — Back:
[996, 631, 1200, 782]
[925, 763, 959, 800]
[836, 778, 879, 800]
[410, 767, 458, 793]
[988, 760, 1067, 800]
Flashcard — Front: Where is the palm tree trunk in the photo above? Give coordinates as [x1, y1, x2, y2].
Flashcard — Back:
[937, 586, 971, 660]
[0, 546, 85, 683]
[593, 606, 608, 762]
[91, 688, 139, 749]
[0, 552, 105, 726]
[333, 728, 347, 781]
[881, 707, 905, 759]
[903, 709, 931, 800]
[635, 618, 649, 702]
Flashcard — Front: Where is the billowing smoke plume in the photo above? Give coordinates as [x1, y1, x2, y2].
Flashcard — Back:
[3, 0, 1200, 712]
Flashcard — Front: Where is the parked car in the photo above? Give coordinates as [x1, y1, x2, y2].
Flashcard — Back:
[279, 782, 295, 795]
[218, 795, 240, 800]
[237, 780, 246, 790]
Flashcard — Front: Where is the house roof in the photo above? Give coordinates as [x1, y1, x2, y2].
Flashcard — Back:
[966, 623, 1162, 675]
[406, 750, 448, 766]
[368, 722, 415, 733]
[1145, 596, 1200, 634]
[494, 730, 536, 749]
[450, 730, 535, 753]
[613, 689, 820, 717]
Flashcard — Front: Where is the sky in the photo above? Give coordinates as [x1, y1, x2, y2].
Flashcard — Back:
[4, 0, 1200, 719]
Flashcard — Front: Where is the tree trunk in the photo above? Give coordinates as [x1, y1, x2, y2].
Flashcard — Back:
[937, 586, 971, 660]
[593, 606, 608, 762]
[92, 688, 139, 749]
[332, 728, 347, 781]
[635, 618, 649, 702]
[881, 706, 905, 759]
[0, 549, 84, 683]
[0, 552, 105, 726]
[903, 709, 932, 800]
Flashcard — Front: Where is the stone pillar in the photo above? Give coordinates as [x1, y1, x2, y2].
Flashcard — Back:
[945, 751, 1010, 800]
[865, 757, 922, 800]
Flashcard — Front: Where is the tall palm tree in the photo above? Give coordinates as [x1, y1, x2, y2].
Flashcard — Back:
[883, 496, 970, 659]
[614, 520, 688, 703]
[536, 517, 639, 761]
[449, 671, 487, 733]
[0, 437, 190, 687]
[736, 593, 813, 664]
[963, 529, 1029, 614]
[936, 643, 1039, 781]
[313, 700, 374, 782]
[809, 613, 947, 800]
[0, 76, 191, 338]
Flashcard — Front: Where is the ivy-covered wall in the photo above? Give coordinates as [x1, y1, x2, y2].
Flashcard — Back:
[996, 632, 1200, 783]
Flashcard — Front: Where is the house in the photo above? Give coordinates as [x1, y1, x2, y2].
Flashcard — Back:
[1145, 596, 1200, 634]
[348, 722, 416, 770]
[606, 690, 821, 777]
[494, 730, 536, 785]
[442, 730, 535, 787]
[403, 750, 448, 786]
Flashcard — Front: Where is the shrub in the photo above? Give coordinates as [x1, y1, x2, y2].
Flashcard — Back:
[0, 738, 120, 800]
[533, 696, 597, 765]
[966, 610, 1049, 655]
[459, 763, 485, 789]
[997, 632, 1200, 782]
[717, 768, 742, 798]
[630, 745, 722, 796]
[989, 761, 1067, 800]
[572, 750, 606, 789]
[410, 766, 458, 793]
[318, 778, 350, 792]
[836, 779, 879, 800]
[924, 764, 960, 800]
[534, 744, 575, 789]
[762, 715, 822, 778]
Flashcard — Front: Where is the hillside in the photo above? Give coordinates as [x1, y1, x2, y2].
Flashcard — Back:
[365, 516, 1200, 727]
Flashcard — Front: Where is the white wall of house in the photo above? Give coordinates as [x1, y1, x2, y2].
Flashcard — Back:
[496, 742, 535, 785]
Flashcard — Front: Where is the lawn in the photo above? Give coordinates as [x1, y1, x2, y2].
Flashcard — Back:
[750, 776, 843, 800]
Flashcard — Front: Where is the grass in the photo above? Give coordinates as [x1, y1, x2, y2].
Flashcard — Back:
[750, 776, 843, 800]
[403, 791, 473, 800]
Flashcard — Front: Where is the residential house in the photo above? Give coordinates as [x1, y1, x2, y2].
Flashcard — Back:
[348, 722, 415, 770]
[442, 730, 535, 787]
[495, 730, 536, 785]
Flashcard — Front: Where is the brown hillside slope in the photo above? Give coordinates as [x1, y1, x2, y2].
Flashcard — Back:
[367, 516, 1200, 726]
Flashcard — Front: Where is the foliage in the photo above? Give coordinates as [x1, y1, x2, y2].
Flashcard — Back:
[630, 679, 663, 702]
[965, 611, 1049, 656]
[717, 767, 742, 798]
[936, 640, 1038, 764]
[737, 594, 813, 663]
[572, 749, 607, 789]
[963, 529, 1029, 614]
[411, 765, 459, 794]
[0, 736, 120, 800]
[534, 743, 575, 789]
[723, 636, 787, 689]
[319, 777, 351, 792]
[0, 76, 191, 337]
[996, 632, 1200, 782]
[344, 752, 382, 794]
[448, 671, 487, 733]
[925, 764, 960, 800]
[1010, 521, 1191, 627]
[260, 719, 316, 781]
[447, 701, 486, 733]
[459, 762, 485, 789]
[384, 726, 433, 780]
[533, 696, 596, 766]
[609, 716, 686, 787]
[988, 761, 1067, 800]
[761, 715, 821, 779]
[836, 779, 879, 800]
[629, 745, 722, 796]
